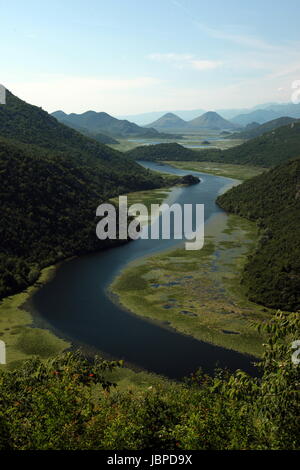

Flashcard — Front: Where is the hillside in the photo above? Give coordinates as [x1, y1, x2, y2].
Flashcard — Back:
[52, 109, 174, 139]
[50, 112, 118, 144]
[145, 112, 187, 130]
[0, 92, 169, 298]
[217, 157, 300, 311]
[229, 117, 297, 140]
[127, 120, 300, 167]
[188, 111, 237, 130]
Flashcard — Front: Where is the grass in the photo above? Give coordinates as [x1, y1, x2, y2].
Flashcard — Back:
[108, 135, 244, 153]
[111, 212, 272, 358]
[165, 161, 266, 181]
[0, 266, 69, 370]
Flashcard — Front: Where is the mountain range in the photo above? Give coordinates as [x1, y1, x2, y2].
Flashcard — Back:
[51, 110, 178, 139]
[118, 102, 300, 127]
[146, 111, 237, 131]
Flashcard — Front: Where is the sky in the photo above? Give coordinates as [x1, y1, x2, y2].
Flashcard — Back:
[1, 0, 300, 115]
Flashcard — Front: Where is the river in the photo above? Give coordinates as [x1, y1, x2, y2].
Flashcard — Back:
[28, 162, 257, 379]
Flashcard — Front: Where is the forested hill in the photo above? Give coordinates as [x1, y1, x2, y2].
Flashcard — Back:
[127, 120, 300, 167]
[217, 157, 300, 311]
[126, 143, 197, 161]
[0, 92, 169, 298]
[228, 117, 297, 140]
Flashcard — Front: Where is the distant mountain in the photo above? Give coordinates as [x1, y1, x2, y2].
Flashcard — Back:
[231, 109, 279, 126]
[116, 109, 207, 125]
[52, 110, 170, 139]
[0, 91, 168, 298]
[230, 103, 300, 126]
[217, 156, 300, 311]
[264, 102, 300, 117]
[145, 113, 187, 130]
[51, 111, 118, 144]
[229, 117, 298, 140]
[145, 111, 238, 132]
[187, 111, 237, 130]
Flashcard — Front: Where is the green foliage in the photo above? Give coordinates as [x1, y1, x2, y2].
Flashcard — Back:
[217, 157, 300, 310]
[0, 92, 169, 298]
[0, 312, 299, 450]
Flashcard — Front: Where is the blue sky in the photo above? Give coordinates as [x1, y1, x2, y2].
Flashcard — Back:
[1, 0, 300, 114]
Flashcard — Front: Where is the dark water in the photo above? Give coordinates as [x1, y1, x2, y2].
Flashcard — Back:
[29, 162, 257, 379]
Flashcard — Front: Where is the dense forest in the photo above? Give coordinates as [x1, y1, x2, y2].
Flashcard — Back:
[217, 157, 300, 311]
[0, 311, 299, 450]
[127, 120, 300, 167]
[0, 92, 170, 298]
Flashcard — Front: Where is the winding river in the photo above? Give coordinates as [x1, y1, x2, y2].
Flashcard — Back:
[29, 162, 257, 379]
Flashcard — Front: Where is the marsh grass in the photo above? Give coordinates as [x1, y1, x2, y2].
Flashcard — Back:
[111, 212, 272, 357]
[166, 161, 266, 181]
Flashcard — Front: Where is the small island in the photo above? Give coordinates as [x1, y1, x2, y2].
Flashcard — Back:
[180, 174, 201, 185]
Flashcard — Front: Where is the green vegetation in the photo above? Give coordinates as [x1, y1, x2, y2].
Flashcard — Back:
[0, 92, 173, 298]
[111, 213, 270, 357]
[217, 157, 300, 311]
[166, 161, 266, 180]
[0, 311, 299, 450]
[127, 120, 300, 167]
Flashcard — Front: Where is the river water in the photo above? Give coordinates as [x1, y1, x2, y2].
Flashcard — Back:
[29, 162, 257, 379]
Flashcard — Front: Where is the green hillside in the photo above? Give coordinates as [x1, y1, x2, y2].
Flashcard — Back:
[217, 157, 300, 311]
[229, 117, 297, 140]
[0, 93, 169, 298]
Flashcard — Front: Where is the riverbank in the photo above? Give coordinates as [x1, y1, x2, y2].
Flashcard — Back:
[0, 265, 69, 370]
[110, 211, 272, 357]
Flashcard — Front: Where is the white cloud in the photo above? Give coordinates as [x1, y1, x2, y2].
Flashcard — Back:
[148, 53, 222, 71]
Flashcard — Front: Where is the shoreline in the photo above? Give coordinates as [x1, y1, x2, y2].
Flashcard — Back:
[0, 263, 70, 370]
